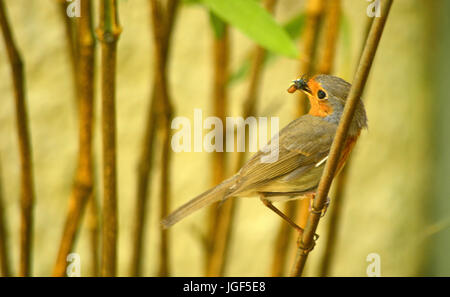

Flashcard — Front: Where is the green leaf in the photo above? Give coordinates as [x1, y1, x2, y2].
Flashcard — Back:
[182, 0, 202, 5]
[209, 11, 226, 39]
[228, 12, 306, 86]
[228, 58, 252, 85]
[201, 0, 298, 58]
[284, 13, 306, 39]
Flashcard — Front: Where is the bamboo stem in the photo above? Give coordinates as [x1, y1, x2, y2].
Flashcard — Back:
[0, 158, 11, 276]
[132, 90, 158, 276]
[130, 0, 179, 277]
[96, 0, 121, 277]
[319, 16, 373, 277]
[158, 112, 172, 277]
[291, 0, 393, 276]
[205, 23, 230, 277]
[87, 191, 100, 276]
[206, 0, 279, 278]
[149, 0, 177, 277]
[53, 0, 96, 277]
[0, 0, 35, 277]
[317, 155, 347, 275]
[317, 0, 341, 75]
[298, 0, 324, 115]
[57, 0, 78, 95]
[58, 0, 100, 277]
[270, 202, 297, 276]
[239, 0, 277, 164]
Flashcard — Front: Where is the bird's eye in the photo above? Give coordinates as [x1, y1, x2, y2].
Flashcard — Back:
[317, 90, 327, 99]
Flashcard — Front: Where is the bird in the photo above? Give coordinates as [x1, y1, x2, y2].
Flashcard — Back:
[162, 74, 367, 232]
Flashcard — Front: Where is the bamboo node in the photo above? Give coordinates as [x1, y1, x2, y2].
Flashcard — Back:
[95, 29, 121, 43]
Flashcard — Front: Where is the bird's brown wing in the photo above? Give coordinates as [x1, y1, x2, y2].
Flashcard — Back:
[230, 115, 337, 196]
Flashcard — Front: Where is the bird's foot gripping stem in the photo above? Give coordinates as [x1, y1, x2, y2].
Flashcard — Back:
[296, 233, 320, 253]
[309, 195, 331, 217]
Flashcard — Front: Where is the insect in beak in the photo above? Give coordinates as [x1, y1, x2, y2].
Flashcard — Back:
[287, 77, 312, 94]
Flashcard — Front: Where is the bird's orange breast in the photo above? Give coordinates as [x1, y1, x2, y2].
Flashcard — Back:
[308, 100, 334, 117]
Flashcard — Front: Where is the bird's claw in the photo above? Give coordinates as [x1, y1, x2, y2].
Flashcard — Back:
[309, 196, 331, 217]
[296, 233, 320, 253]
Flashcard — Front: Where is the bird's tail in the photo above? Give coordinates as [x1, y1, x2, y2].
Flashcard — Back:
[161, 175, 238, 229]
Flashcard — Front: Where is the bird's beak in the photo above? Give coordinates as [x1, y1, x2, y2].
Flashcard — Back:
[287, 78, 312, 94]
[300, 84, 312, 95]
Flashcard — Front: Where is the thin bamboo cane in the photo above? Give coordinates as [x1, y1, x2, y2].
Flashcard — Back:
[96, 0, 121, 277]
[158, 112, 172, 277]
[206, 0, 278, 277]
[57, 0, 100, 277]
[298, 0, 324, 115]
[205, 23, 229, 277]
[53, 0, 96, 277]
[317, 0, 341, 75]
[0, 158, 11, 276]
[57, 0, 78, 94]
[87, 191, 100, 276]
[132, 90, 158, 276]
[270, 202, 297, 276]
[236, 0, 277, 183]
[291, 0, 393, 276]
[319, 16, 373, 277]
[0, 0, 35, 277]
[130, 0, 179, 277]
[149, 0, 177, 277]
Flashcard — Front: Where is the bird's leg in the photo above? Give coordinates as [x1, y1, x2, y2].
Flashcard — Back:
[259, 194, 304, 235]
[309, 193, 331, 217]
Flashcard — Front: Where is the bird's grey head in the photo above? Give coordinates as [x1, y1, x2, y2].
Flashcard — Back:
[314, 74, 352, 103]
[314, 74, 368, 131]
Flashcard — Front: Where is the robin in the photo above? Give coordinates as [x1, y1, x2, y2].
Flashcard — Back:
[162, 74, 367, 234]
